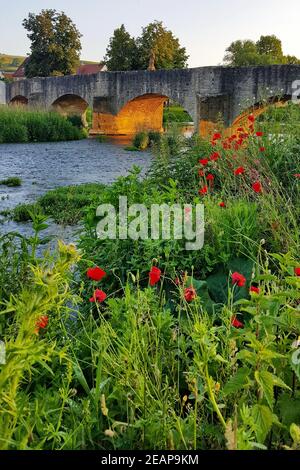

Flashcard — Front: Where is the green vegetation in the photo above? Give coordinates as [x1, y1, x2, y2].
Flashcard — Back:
[104, 21, 188, 71]
[163, 105, 193, 123]
[0, 107, 86, 143]
[22, 9, 82, 77]
[1, 100, 300, 450]
[0, 177, 22, 187]
[224, 34, 300, 66]
[11, 183, 105, 225]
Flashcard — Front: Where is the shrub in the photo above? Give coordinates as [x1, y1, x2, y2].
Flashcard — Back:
[132, 131, 149, 150]
[0, 106, 86, 143]
[0, 177, 22, 187]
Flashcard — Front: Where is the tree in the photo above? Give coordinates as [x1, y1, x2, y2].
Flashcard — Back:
[224, 35, 300, 66]
[256, 35, 283, 58]
[104, 25, 139, 71]
[223, 40, 261, 66]
[104, 21, 188, 71]
[22, 9, 82, 78]
[284, 55, 300, 65]
[136, 21, 188, 70]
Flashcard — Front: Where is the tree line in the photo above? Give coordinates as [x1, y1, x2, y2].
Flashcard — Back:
[20, 9, 300, 78]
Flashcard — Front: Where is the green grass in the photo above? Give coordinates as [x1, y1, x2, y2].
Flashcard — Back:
[0, 106, 86, 143]
[163, 105, 193, 123]
[0, 177, 22, 187]
[12, 183, 105, 225]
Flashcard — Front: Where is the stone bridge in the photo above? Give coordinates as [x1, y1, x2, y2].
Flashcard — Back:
[4, 65, 300, 135]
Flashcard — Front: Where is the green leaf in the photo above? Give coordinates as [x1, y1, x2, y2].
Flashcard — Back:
[251, 404, 274, 443]
[254, 370, 274, 408]
[223, 367, 250, 396]
[290, 424, 300, 445]
[255, 371, 290, 409]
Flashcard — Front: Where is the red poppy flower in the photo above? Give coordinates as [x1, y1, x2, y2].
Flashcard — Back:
[87, 266, 106, 282]
[199, 158, 209, 166]
[231, 316, 244, 329]
[198, 169, 204, 177]
[149, 266, 161, 286]
[256, 131, 264, 137]
[252, 181, 262, 193]
[206, 173, 215, 181]
[294, 267, 300, 277]
[234, 166, 245, 175]
[89, 289, 107, 303]
[219, 201, 226, 208]
[249, 125, 254, 133]
[250, 286, 260, 294]
[294, 174, 300, 178]
[232, 272, 246, 287]
[199, 186, 208, 195]
[210, 152, 220, 161]
[223, 142, 231, 150]
[259, 147, 265, 152]
[237, 127, 244, 132]
[184, 287, 197, 302]
[212, 132, 222, 141]
[248, 115, 255, 123]
[35, 315, 49, 334]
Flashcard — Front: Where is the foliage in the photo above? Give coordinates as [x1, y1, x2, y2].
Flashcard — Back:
[0, 177, 22, 187]
[22, 9, 82, 77]
[104, 24, 139, 71]
[163, 105, 193, 124]
[12, 183, 105, 225]
[136, 21, 189, 70]
[0, 106, 86, 143]
[1, 100, 300, 450]
[104, 21, 188, 71]
[224, 35, 300, 66]
[132, 131, 150, 150]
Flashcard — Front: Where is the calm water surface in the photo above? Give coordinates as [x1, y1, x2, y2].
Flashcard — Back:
[0, 138, 152, 242]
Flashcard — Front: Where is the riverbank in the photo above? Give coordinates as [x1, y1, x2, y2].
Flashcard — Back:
[0, 106, 86, 143]
[0, 102, 300, 450]
[0, 139, 152, 239]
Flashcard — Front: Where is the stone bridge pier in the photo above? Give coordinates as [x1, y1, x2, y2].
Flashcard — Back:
[5, 65, 300, 136]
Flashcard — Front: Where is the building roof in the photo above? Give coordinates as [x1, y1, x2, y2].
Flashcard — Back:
[12, 57, 30, 78]
[76, 63, 106, 75]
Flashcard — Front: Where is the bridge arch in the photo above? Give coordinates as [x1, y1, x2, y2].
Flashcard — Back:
[229, 95, 291, 135]
[9, 95, 28, 106]
[52, 94, 89, 126]
[92, 93, 194, 136]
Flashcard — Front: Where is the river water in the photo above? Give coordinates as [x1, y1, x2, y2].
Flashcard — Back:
[0, 138, 152, 242]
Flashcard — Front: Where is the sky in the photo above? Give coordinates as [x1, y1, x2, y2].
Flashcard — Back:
[0, 0, 300, 67]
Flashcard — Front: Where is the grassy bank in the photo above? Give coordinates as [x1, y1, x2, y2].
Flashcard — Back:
[163, 105, 193, 123]
[0, 106, 87, 143]
[0, 101, 300, 450]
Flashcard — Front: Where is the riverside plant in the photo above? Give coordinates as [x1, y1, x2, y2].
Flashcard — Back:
[0, 102, 300, 450]
[0, 106, 86, 143]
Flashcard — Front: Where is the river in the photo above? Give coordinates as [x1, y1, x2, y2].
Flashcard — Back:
[0, 138, 152, 242]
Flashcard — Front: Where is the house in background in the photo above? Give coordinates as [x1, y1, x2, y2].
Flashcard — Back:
[11, 58, 106, 80]
[76, 63, 107, 75]
[12, 57, 30, 81]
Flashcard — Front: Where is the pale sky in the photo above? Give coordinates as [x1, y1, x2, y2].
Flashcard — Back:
[0, 0, 300, 67]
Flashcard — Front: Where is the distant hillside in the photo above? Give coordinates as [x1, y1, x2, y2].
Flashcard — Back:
[0, 54, 24, 72]
[0, 53, 99, 72]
